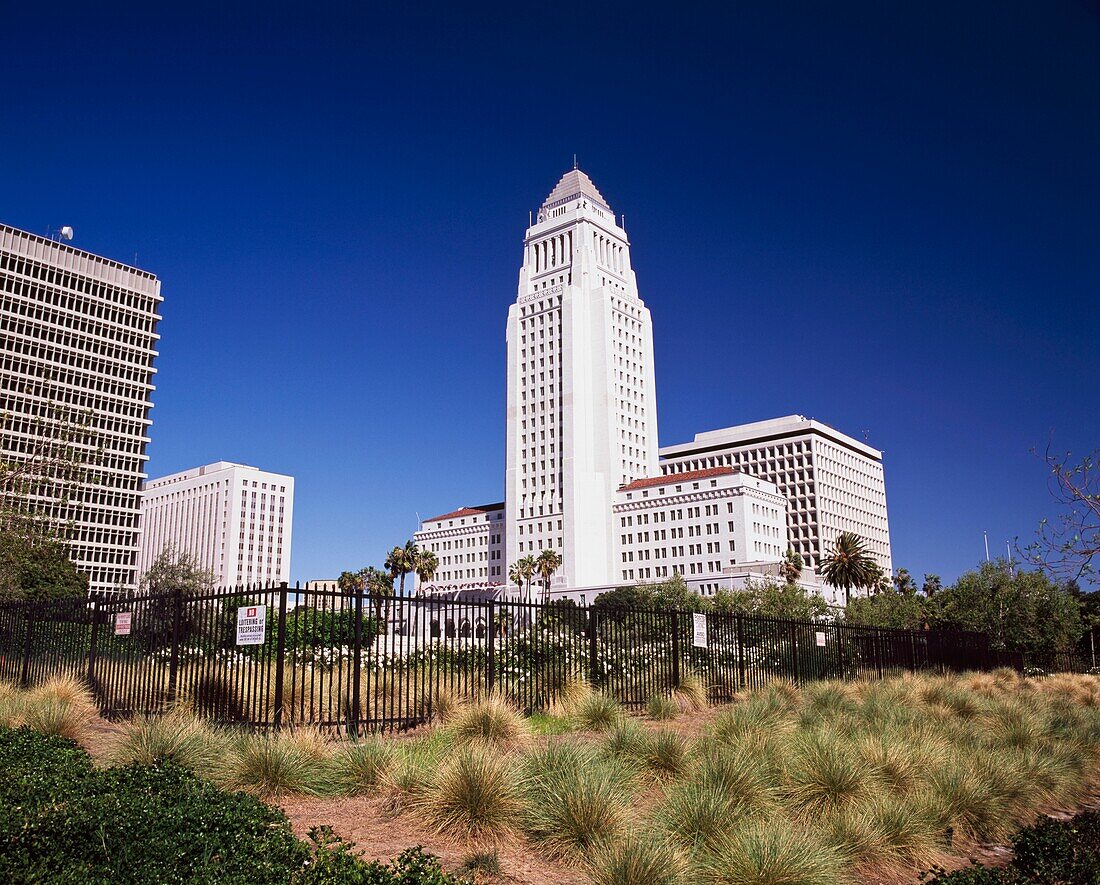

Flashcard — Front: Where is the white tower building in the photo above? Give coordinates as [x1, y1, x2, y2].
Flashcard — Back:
[138, 461, 294, 588]
[505, 169, 658, 588]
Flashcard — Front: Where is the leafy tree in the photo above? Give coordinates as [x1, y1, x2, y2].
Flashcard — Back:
[820, 532, 880, 605]
[779, 548, 804, 585]
[0, 528, 88, 602]
[711, 579, 831, 621]
[140, 546, 216, 597]
[1022, 444, 1100, 589]
[844, 587, 926, 630]
[844, 566, 927, 630]
[535, 548, 562, 603]
[930, 559, 1083, 656]
[922, 573, 943, 596]
[592, 575, 701, 613]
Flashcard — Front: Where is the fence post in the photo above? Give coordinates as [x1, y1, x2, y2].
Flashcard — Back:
[351, 587, 363, 737]
[789, 621, 800, 684]
[588, 609, 600, 687]
[486, 604, 496, 697]
[272, 582, 288, 729]
[670, 610, 682, 689]
[167, 588, 182, 703]
[735, 613, 746, 691]
[20, 607, 34, 688]
[87, 598, 100, 686]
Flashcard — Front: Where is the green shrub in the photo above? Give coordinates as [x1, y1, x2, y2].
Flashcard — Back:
[0, 726, 458, 884]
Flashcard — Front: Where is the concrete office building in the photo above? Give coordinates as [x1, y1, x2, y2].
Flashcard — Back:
[660, 416, 893, 574]
[0, 223, 162, 595]
[138, 461, 294, 588]
[414, 503, 506, 589]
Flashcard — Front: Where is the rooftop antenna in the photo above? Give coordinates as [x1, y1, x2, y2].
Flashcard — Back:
[573, 153, 578, 170]
[984, 531, 991, 562]
[59, 226, 74, 242]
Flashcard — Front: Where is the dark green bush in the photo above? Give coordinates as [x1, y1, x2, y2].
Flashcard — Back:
[0, 727, 459, 885]
[921, 810, 1100, 884]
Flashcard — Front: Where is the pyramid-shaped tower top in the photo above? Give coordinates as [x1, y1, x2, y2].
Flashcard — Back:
[542, 167, 611, 212]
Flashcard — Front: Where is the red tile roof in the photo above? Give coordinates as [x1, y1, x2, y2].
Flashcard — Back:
[423, 502, 504, 524]
[619, 467, 737, 492]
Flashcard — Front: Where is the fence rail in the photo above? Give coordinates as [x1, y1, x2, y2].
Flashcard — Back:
[0, 582, 1048, 733]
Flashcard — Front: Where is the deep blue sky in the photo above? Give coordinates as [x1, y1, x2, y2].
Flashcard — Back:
[3, 2, 1098, 587]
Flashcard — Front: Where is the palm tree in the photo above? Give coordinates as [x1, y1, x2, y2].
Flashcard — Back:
[414, 548, 439, 595]
[362, 565, 393, 623]
[509, 556, 537, 602]
[820, 532, 879, 605]
[779, 548, 804, 585]
[535, 549, 563, 603]
[336, 569, 364, 614]
[385, 540, 419, 597]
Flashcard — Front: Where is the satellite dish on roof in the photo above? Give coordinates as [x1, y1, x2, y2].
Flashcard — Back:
[59, 226, 74, 241]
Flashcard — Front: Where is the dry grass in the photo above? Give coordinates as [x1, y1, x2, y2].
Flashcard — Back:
[417, 745, 523, 843]
[448, 695, 530, 748]
[14, 676, 99, 742]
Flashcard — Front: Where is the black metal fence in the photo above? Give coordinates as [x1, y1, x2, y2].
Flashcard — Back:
[0, 582, 1033, 732]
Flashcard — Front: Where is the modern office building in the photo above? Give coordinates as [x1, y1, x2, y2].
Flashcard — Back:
[415, 169, 891, 601]
[0, 223, 162, 595]
[660, 416, 893, 574]
[138, 461, 294, 588]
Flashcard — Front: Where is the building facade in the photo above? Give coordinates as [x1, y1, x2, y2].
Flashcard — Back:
[0, 223, 162, 595]
[414, 503, 505, 590]
[138, 461, 294, 588]
[659, 415, 892, 574]
[614, 467, 787, 588]
[505, 169, 658, 589]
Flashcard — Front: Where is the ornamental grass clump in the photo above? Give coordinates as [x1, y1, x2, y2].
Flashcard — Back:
[784, 727, 870, 816]
[449, 696, 529, 748]
[648, 693, 678, 721]
[551, 677, 594, 718]
[113, 709, 230, 776]
[418, 745, 522, 843]
[674, 672, 708, 713]
[659, 780, 750, 852]
[20, 676, 98, 743]
[227, 730, 337, 798]
[695, 820, 845, 885]
[643, 729, 691, 781]
[573, 692, 625, 732]
[694, 744, 780, 811]
[335, 736, 397, 796]
[385, 731, 450, 804]
[521, 742, 633, 860]
[587, 830, 685, 885]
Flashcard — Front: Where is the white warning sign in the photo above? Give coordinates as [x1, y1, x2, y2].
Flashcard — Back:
[692, 612, 708, 648]
[236, 604, 267, 646]
[114, 612, 132, 636]
[815, 630, 827, 647]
